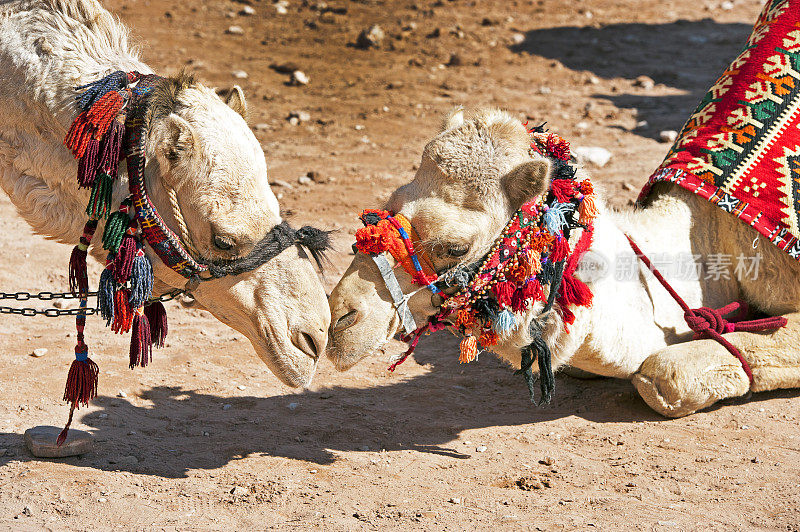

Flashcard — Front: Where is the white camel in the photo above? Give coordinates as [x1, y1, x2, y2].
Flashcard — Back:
[0, 0, 330, 387]
[327, 107, 800, 417]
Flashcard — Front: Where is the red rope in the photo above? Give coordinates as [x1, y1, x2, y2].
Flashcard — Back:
[626, 235, 788, 384]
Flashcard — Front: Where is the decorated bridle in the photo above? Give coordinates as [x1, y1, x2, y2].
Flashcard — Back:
[353, 125, 598, 404]
[57, 71, 330, 443]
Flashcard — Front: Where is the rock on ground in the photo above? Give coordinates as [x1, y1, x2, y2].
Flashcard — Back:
[24, 426, 93, 458]
[573, 146, 613, 168]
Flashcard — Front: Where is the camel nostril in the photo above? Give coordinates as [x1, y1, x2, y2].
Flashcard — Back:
[333, 309, 359, 333]
[292, 331, 321, 360]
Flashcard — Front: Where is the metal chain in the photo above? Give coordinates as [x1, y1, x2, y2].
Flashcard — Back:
[0, 289, 185, 318]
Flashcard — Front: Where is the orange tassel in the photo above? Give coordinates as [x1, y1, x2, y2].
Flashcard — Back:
[455, 309, 476, 329]
[459, 335, 478, 363]
[579, 194, 599, 222]
[479, 329, 498, 347]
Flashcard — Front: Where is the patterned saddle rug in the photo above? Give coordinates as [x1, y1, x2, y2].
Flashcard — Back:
[639, 0, 800, 259]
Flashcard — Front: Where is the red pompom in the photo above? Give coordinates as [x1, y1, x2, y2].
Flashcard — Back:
[492, 281, 515, 307]
[550, 236, 570, 262]
[550, 179, 576, 202]
[559, 273, 593, 308]
[546, 134, 571, 161]
[354, 223, 392, 254]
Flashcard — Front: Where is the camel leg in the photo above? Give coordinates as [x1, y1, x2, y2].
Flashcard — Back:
[631, 312, 800, 417]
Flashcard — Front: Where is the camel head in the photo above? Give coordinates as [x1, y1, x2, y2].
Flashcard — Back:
[328, 108, 554, 371]
[140, 73, 329, 387]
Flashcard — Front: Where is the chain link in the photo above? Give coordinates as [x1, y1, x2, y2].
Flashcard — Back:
[0, 289, 184, 318]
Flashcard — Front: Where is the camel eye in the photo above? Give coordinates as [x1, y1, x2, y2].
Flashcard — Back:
[447, 245, 469, 258]
[214, 235, 234, 251]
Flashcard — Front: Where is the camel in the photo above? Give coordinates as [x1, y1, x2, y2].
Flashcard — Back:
[327, 104, 800, 417]
[0, 0, 330, 387]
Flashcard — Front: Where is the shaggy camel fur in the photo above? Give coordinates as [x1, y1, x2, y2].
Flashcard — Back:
[328, 108, 800, 417]
[0, 0, 329, 386]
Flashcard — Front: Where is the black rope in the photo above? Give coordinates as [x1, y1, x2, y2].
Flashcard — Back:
[207, 221, 332, 278]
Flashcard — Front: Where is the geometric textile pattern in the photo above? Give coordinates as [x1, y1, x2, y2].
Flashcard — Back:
[639, 0, 800, 260]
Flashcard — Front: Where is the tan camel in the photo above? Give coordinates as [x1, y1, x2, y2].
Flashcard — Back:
[327, 107, 800, 417]
[0, 0, 329, 387]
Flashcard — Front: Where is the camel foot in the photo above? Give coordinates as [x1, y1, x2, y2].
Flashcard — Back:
[632, 338, 750, 418]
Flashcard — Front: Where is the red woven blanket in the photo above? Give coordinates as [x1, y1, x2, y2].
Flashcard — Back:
[639, 0, 800, 259]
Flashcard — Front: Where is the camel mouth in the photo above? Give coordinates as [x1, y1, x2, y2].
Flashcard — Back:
[326, 312, 399, 372]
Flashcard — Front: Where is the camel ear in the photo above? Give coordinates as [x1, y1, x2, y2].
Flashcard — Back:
[153, 113, 196, 169]
[225, 85, 247, 119]
[440, 106, 465, 132]
[502, 159, 551, 208]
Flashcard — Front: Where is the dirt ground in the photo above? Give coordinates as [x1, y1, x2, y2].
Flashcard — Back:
[1, 0, 799, 529]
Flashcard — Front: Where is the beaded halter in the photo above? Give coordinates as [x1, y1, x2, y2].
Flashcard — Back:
[354, 125, 598, 403]
[57, 71, 330, 444]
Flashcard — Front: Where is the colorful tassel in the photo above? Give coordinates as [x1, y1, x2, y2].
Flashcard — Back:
[86, 172, 114, 219]
[479, 329, 498, 347]
[543, 202, 574, 235]
[98, 267, 116, 326]
[102, 211, 130, 253]
[75, 70, 127, 111]
[68, 220, 98, 296]
[129, 249, 154, 310]
[113, 235, 137, 283]
[492, 281, 515, 307]
[459, 335, 478, 363]
[492, 309, 517, 334]
[550, 179, 575, 202]
[57, 349, 99, 446]
[129, 308, 152, 368]
[112, 288, 133, 333]
[98, 119, 125, 176]
[85, 90, 124, 134]
[579, 194, 599, 222]
[144, 301, 168, 347]
[559, 273, 593, 308]
[64, 111, 91, 158]
[550, 236, 569, 262]
[76, 138, 100, 188]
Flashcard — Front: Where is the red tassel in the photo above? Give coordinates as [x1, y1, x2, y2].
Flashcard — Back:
[551, 179, 576, 202]
[77, 138, 100, 188]
[129, 310, 152, 368]
[559, 304, 576, 327]
[98, 120, 124, 176]
[112, 288, 133, 333]
[65, 111, 91, 157]
[511, 288, 529, 312]
[522, 278, 544, 302]
[144, 301, 168, 347]
[559, 273, 593, 308]
[68, 245, 88, 296]
[113, 235, 137, 283]
[492, 281, 515, 307]
[57, 350, 99, 446]
[550, 236, 570, 262]
[86, 90, 124, 133]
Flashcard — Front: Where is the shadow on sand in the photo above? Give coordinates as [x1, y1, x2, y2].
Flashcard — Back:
[511, 19, 753, 139]
[1, 332, 797, 478]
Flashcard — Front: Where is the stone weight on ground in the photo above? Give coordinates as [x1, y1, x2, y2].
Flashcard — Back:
[24, 425, 94, 458]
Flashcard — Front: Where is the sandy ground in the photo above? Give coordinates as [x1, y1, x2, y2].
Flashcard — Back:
[1, 0, 799, 529]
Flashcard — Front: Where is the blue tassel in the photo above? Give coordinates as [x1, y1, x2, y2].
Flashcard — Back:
[75, 71, 127, 111]
[493, 309, 517, 335]
[543, 202, 574, 235]
[98, 268, 116, 326]
[128, 254, 153, 310]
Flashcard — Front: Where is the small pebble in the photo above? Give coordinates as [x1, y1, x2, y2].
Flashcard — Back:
[540, 456, 555, 466]
[449, 497, 461, 504]
[239, 5, 255, 15]
[356, 25, 385, 49]
[359, 445, 370, 451]
[98, 413, 108, 419]
[634, 75, 655, 90]
[230, 486, 248, 496]
[237, 385, 246, 390]
[222, 404, 232, 410]
[297, 175, 313, 186]
[476, 445, 487, 453]
[275, 3, 288, 15]
[98, 498, 107, 503]
[287, 402, 299, 410]
[720, 1, 734, 9]
[511, 33, 525, 45]
[659, 130, 678, 143]
[231, 70, 248, 79]
[290, 70, 310, 85]
[225, 26, 244, 35]
[117, 391, 127, 398]
[622, 182, 636, 191]
[31, 348, 47, 358]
